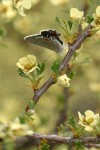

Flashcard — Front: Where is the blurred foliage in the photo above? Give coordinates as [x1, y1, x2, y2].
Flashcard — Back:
[0, 0, 100, 149]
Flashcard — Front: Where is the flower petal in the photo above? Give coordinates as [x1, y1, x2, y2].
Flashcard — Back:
[22, 0, 32, 9]
[85, 110, 94, 120]
[78, 111, 84, 121]
[96, 5, 100, 17]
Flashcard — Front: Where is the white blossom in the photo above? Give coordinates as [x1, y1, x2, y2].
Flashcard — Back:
[78, 110, 100, 132]
[16, 55, 38, 74]
[70, 8, 84, 20]
[14, 0, 32, 16]
[57, 74, 70, 87]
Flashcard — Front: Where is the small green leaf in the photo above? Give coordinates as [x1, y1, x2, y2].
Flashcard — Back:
[51, 60, 60, 74]
[55, 17, 60, 24]
[28, 100, 35, 109]
[68, 116, 84, 137]
[24, 112, 34, 121]
[68, 70, 76, 79]
[17, 68, 27, 77]
[63, 20, 72, 33]
[86, 16, 94, 23]
[19, 116, 26, 124]
[17, 68, 32, 81]
[37, 62, 45, 76]
[77, 58, 92, 65]
[39, 140, 50, 150]
[68, 116, 76, 129]
[84, 58, 92, 63]
[41, 144, 50, 150]
[55, 17, 67, 34]
[75, 141, 85, 150]
[68, 20, 73, 30]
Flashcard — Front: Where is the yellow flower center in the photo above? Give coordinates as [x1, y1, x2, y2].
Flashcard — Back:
[85, 118, 94, 125]
[24, 64, 35, 71]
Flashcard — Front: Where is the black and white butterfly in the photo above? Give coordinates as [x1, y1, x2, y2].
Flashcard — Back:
[24, 29, 64, 53]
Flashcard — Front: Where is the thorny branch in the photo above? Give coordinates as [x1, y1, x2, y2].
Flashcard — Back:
[14, 133, 100, 149]
[32, 25, 92, 104]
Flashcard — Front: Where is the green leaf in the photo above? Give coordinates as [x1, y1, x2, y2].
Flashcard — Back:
[51, 60, 60, 74]
[28, 100, 35, 109]
[86, 16, 94, 23]
[19, 116, 26, 124]
[84, 58, 92, 63]
[41, 144, 50, 150]
[68, 70, 76, 79]
[75, 141, 85, 150]
[77, 58, 92, 65]
[24, 112, 34, 121]
[68, 116, 76, 129]
[39, 140, 50, 150]
[68, 20, 73, 30]
[18, 68, 27, 77]
[68, 116, 84, 137]
[55, 17, 60, 24]
[55, 17, 67, 34]
[17, 68, 32, 81]
[37, 62, 45, 76]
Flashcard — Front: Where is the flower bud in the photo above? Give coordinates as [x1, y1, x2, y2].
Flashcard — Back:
[57, 74, 70, 87]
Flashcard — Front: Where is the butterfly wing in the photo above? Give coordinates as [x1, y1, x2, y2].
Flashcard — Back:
[24, 34, 64, 53]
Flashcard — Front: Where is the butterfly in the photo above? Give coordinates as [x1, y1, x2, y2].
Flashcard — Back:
[24, 29, 64, 53]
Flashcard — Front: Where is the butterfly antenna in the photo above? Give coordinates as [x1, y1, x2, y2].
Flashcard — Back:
[44, 53, 53, 63]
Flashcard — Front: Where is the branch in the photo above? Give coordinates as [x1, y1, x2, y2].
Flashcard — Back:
[54, 88, 70, 133]
[15, 133, 100, 149]
[33, 25, 92, 104]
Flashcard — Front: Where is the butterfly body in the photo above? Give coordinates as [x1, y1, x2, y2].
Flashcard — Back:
[24, 29, 64, 53]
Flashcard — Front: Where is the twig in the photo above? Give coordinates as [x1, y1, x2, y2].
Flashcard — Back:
[54, 88, 70, 134]
[32, 25, 92, 104]
[14, 133, 100, 149]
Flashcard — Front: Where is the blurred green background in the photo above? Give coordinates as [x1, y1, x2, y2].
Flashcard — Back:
[0, 0, 100, 137]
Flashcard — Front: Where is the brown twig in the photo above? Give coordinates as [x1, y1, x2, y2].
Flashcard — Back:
[14, 133, 100, 149]
[54, 88, 70, 134]
[32, 25, 92, 104]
